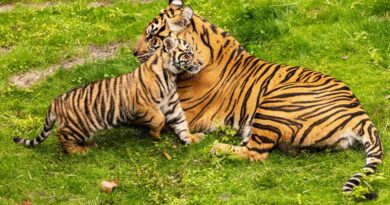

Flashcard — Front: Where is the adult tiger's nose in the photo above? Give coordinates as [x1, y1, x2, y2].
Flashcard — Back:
[132, 49, 138, 56]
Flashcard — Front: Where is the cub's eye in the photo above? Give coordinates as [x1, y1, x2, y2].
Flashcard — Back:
[183, 54, 192, 60]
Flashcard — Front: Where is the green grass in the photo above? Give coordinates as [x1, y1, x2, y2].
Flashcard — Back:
[1, 0, 390, 204]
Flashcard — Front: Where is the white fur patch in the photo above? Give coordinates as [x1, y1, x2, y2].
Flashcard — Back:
[337, 130, 360, 149]
[167, 21, 185, 32]
[183, 7, 193, 19]
[171, 0, 183, 6]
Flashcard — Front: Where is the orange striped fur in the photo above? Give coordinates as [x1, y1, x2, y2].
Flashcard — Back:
[14, 37, 204, 154]
[132, 0, 383, 194]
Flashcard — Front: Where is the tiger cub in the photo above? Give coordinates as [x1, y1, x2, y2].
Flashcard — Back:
[13, 37, 204, 154]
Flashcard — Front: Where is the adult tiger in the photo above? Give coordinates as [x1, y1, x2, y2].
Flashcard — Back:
[13, 37, 204, 154]
[132, 0, 383, 195]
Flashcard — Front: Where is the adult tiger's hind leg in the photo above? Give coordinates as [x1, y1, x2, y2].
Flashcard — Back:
[237, 117, 283, 161]
[210, 125, 274, 161]
[211, 117, 284, 161]
[211, 107, 300, 161]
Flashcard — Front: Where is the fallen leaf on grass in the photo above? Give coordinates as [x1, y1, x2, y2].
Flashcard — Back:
[163, 151, 172, 160]
[21, 199, 32, 205]
[386, 95, 390, 100]
[100, 180, 118, 194]
[341, 55, 349, 60]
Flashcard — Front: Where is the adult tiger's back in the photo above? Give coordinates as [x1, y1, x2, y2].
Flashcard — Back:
[132, 0, 383, 195]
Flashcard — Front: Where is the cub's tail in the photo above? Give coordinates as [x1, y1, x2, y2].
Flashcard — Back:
[13, 105, 56, 147]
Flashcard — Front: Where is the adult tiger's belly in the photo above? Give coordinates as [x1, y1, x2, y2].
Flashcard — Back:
[177, 75, 261, 134]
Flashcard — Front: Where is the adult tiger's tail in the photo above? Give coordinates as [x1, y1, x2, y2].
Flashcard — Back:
[342, 121, 384, 198]
[13, 105, 56, 147]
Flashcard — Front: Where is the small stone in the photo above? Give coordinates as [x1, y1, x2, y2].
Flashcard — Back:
[341, 55, 349, 60]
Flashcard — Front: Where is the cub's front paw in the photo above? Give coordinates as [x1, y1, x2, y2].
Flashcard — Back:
[184, 133, 205, 144]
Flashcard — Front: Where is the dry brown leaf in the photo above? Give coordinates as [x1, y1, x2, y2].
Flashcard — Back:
[163, 151, 172, 160]
[22, 199, 32, 205]
[100, 180, 118, 194]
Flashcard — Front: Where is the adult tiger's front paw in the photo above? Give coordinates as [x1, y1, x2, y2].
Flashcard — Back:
[184, 133, 205, 144]
[210, 143, 234, 155]
[210, 143, 267, 162]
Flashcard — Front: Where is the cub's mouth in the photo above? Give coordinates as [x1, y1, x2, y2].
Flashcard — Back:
[183, 64, 201, 74]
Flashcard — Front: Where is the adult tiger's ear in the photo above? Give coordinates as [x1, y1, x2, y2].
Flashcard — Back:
[182, 6, 193, 24]
[163, 37, 178, 52]
[169, 0, 184, 7]
[167, 6, 193, 32]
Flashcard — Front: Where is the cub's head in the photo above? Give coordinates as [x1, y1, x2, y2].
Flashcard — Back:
[133, 0, 193, 63]
[161, 37, 202, 75]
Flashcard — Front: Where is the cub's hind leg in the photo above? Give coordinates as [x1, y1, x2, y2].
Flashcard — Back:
[144, 108, 165, 141]
[57, 128, 90, 154]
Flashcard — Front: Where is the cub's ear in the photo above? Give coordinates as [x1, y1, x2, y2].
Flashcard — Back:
[169, 0, 183, 7]
[163, 37, 178, 52]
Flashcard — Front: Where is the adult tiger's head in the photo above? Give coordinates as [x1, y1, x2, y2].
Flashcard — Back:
[133, 0, 194, 63]
[161, 37, 202, 75]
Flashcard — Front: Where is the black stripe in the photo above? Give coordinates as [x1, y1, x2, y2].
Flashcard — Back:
[246, 147, 270, 153]
[348, 179, 360, 185]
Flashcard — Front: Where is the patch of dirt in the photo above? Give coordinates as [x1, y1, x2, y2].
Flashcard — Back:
[0, 4, 14, 13]
[88, 1, 111, 8]
[0, 46, 10, 55]
[1, 1, 111, 13]
[88, 43, 119, 59]
[0, 2, 52, 13]
[140, 0, 154, 3]
[9, 42, 127, 89]
[29, 2, 52, 10]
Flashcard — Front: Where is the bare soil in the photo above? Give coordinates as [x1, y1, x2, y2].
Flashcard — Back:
[1, 1, 111, 13]
[88, 1, 111, 8]
[0, 4, 14, 13]
[9, 43, 127, 89]
[0, 46, 11, 55]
